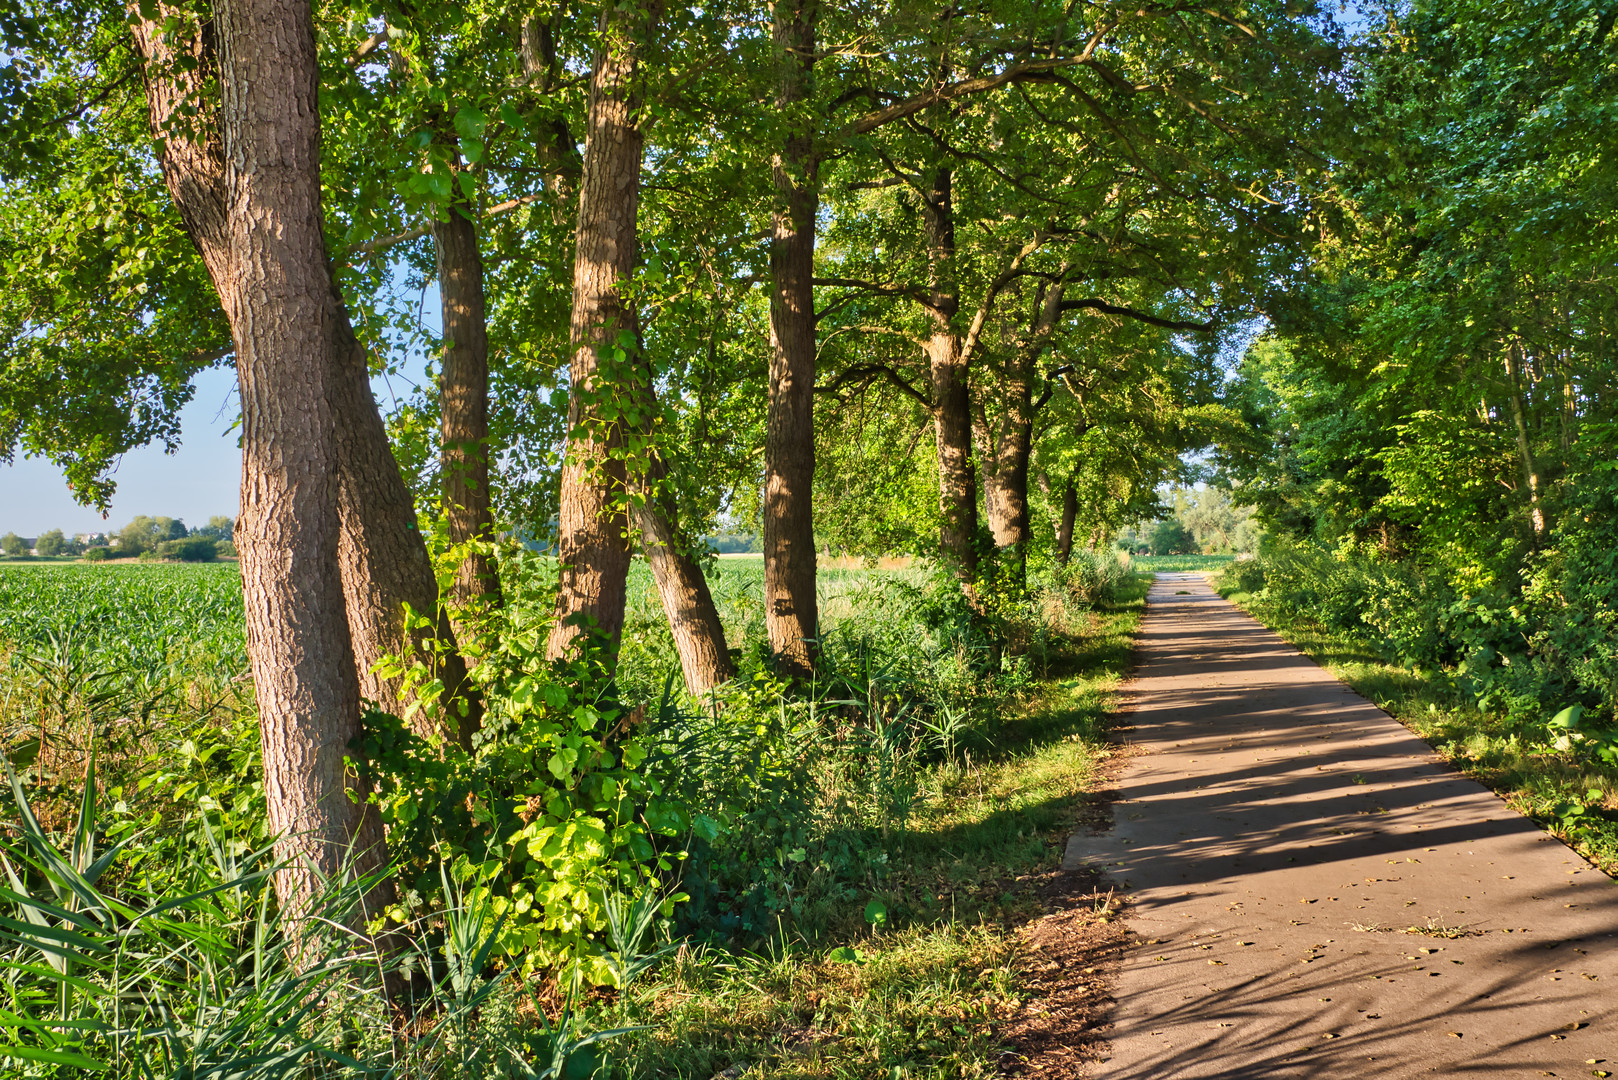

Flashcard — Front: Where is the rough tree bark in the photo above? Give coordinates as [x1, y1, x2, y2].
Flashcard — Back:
[547, 1, 655, 662]
[921, 166, 978, 585]
[632, 451, 735, 692]
[981, 280, 1065, 580]
[434, 200, 502, 611]
[763, 0, 820, 678]
[160, 0, 387, 912]
[134, 5, 473, 755]
[981, 349, 1034, 564]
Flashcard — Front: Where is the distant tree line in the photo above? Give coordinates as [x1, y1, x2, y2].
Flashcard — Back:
[0, 515, 235, 561]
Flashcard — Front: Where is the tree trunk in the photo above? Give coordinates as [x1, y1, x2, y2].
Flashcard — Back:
[981, 281, 1063, 581]
[982, 353, 1033, 576]
[132, 11, 472, 751]
[211, 0, 387, 914]
[922, 167, 977, 584]
[1056, 480, 1077, 564]
[763, 0, 820, 679]
[1504, 343, 1547, 538]
[633, 453, 735, 693]
[328, 313, 477, 747]
[434, 203, 502, 612]
[547, 1, 655, 663]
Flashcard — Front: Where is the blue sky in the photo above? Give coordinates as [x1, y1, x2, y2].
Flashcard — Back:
[0, 339, 434, 538]
[0, 367, 242, 536]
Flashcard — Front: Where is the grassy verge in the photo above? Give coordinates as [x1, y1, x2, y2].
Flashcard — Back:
[616, 578, 1147, 1079]
[1216, 578, 1618, 877]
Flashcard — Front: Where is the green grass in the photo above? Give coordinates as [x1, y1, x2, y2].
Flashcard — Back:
[1217, 579, 1618, 877]
[618, 578, 1148, 1078]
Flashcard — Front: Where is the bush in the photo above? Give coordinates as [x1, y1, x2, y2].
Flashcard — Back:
[34, 529, 67, 556]
[81, 546, 110, 561]
[155, 536, 218, 562]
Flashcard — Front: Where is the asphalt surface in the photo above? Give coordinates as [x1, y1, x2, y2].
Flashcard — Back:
[1066, 571, 1618, 1078]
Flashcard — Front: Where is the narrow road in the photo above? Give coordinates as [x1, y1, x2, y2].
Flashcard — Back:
[1067, 571, 1618, 1078]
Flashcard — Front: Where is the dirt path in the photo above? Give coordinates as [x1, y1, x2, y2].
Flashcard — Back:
[1067, 571, 1618, 1078]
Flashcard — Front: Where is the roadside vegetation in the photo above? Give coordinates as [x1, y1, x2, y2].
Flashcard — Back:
[0, 554, 1142, 1076]
[0, 0, 1610, 1075]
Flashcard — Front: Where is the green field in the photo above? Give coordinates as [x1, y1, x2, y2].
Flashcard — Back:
[1130, 553, 1237, 574]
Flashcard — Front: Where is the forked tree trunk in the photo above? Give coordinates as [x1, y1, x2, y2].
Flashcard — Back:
[922, 167, 977, 585]
[434, 202, 502, 612]
[212, 0, 387, 913]
[1056, 479, 1078, 564]
[328, 314, 477, 747]
[136, 2, 473, 759]
[763, 0, 820, 679]
[547, 1, 655, 663]
[633, 453, 735, 692]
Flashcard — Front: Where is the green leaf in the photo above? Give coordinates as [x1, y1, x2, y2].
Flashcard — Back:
[1549, 705, 1585, 730]
[864, 898, 888, 927]
[453, 106, 488, 142]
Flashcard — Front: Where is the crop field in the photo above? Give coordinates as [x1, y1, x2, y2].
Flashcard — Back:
[0, 562, 246, 674]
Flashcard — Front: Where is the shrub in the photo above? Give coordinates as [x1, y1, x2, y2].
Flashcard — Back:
[81, 546, 110, 561]
[155, 536, 218, 562]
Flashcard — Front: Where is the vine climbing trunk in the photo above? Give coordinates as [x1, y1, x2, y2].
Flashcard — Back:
[763, 0, 820, 679]
[547, 0, 657, 663]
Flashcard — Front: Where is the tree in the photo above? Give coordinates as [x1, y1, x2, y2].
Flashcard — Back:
[0, 533, 28, 558]
[1148, 518, 1195, 556]
[193, 515, 235, 540]
[123, 0, 391, 914]
[34, 529, 66, 556]
[546, 0, 661, 663]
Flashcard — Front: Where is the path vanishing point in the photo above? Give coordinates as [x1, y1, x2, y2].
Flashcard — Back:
[1068, 571, 1618, 1078]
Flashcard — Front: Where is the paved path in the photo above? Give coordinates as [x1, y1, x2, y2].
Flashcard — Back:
[1066, 572, 1618, 1078]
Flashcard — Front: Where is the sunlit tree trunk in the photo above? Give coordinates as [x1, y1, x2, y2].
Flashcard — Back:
[633, 451, 735, 692]
[138, 0, 391, 916]
[763, 0, 820, 678]
[547, 0, 657, 662]
[922, 167, 978, 586]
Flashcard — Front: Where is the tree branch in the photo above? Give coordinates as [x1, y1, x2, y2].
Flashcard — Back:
[816, 362, 932, 408]
[1059, 298, 1214, 332]
[848, 44, 1113, 135]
